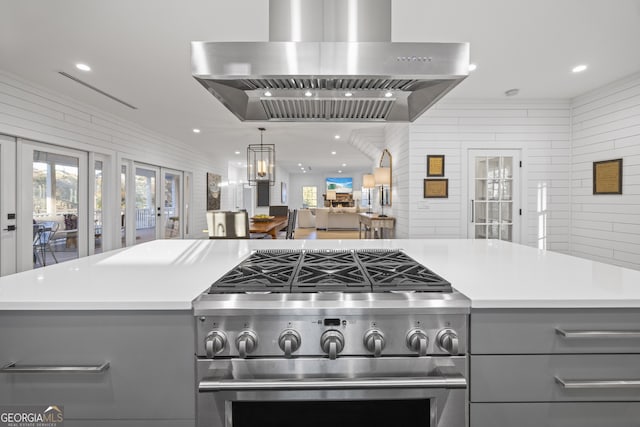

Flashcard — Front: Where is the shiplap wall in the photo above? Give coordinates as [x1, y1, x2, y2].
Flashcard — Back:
[0, 70, 225, 241]
[391, 100, 572, 252]
[570, 72, 640, 270]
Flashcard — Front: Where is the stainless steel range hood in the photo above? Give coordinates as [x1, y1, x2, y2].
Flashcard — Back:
[191, 0, 469, 122]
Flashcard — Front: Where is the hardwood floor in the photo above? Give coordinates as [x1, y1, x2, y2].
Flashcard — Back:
[294, 228, 360, 240]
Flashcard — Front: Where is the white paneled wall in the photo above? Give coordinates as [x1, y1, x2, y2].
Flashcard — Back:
[570, 72, 640, 270]
[0, 70, 225, 240]
[390, 100, 571, 251]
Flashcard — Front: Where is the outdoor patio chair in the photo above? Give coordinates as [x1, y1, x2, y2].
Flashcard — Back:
[33, 221, 59, 266]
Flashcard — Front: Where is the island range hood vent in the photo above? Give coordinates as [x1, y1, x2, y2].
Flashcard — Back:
[191, 0, 469, 122]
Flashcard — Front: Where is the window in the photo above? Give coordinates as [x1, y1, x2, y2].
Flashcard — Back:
[302, 186, 317, 208]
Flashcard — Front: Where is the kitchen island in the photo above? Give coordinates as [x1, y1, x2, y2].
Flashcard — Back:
[1, 239, 640, 427]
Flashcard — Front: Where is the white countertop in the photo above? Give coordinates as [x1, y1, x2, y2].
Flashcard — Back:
[1, 239, 640, 310]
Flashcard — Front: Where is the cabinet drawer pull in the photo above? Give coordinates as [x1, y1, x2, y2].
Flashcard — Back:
[555, 376, 640, 389]
[0, 361, 110, 373]
[555, 328, 640, 339]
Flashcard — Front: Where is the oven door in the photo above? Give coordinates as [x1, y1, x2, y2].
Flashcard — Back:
[196, 356, 467, 427]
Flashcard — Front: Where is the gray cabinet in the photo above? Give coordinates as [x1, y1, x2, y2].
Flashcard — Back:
[470, 309, 640, 427]
[0, 311, 195, 427]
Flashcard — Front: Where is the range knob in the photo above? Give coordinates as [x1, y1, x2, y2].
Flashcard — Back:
[436, 329, 460, 355]
[363, 329, 385, 357]
[320, 330, 345, 360]
[235, 330, 258, 358]
[406, 328, 429, 356]
[278, 329, 301, 358]
[205, 330, 227, 358]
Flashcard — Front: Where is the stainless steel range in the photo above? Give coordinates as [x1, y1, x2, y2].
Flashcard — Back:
[193, 249, 470, 427]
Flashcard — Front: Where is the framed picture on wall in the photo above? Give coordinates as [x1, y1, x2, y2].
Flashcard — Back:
[593, 158, 622, 195]
[424, 178, 448, 198]
[281, 182, 287, 203]
[206, 172, 221, 210]
[427, 155, 445, 177]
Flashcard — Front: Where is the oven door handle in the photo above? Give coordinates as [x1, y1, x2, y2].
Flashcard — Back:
[198, 374, 467, 392]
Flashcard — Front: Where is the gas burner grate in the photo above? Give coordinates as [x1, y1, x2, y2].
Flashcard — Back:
[365, 264, 451, 292]
[209, 264, 294, 294]
[355, 250, 416, 264]
[302, 250, 357, 265]
[245, 250, 303, 265]
[292, 264, 371, 293]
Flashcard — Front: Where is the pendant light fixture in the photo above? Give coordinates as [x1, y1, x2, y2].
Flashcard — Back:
[247, 127, 276, 186]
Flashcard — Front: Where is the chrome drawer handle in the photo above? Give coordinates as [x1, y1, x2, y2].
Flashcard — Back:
[199, 375, 467, 392]
[0, 361, 110, 373]
[555, 376, 640, 389]
[556, 328, 640, 339]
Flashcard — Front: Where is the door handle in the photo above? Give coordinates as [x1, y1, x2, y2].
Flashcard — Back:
[2, 225, 16, 231]
[470, 200, 474, 223]
[198, 374, 467, 392]
[0, 361, 110, 373]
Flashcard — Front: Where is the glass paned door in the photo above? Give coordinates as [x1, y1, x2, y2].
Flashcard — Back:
[134, 165, 159, 244]
[18, 141, 88, 272]
[468, 150, 520, 242]
[161, 169, 182, 239]
[94, 160, 104, 254]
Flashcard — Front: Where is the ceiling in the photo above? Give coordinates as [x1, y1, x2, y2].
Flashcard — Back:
[2, 0, 640, 175]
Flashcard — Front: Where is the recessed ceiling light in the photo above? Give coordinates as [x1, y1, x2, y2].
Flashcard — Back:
[344, 92, 353, 97]
[234, 151, 241, 155]
[504, 88, 519, 97]
[237, 162, 242, 165]
[331, 151, 337, 155]
[572, 64, 587, 73]
[193, 128, 201, 133]
[334, 135, 340, 139]
[468, 63, 477, 72]
[75, 63, 91, 72]
[300, 167, 304, 170]
[305, 91, 313, 97]
[264, 91, 272, 97]
[384, 92, 393, 98]
[303, 170, 307, 173]
[338, 170, 342, 173]
[298, 163, 302, 166]
[341, 163, 347, 167]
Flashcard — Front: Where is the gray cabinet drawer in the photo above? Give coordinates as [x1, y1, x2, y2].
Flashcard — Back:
[471, 402, 640, 427]
[471, 309, 640, 354]
[471, 354, 640, 402]
[0, 311, 195, 421]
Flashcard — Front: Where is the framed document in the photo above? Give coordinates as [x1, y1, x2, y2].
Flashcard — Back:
[427, 155, 445, 177]
[424, 178, 449, 198]
[593, 158, 622, 195]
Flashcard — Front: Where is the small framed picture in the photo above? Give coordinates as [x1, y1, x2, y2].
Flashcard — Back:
[424, 178, 449, 198]
[427, 155, 445, 177]
[593, 158, 622, 195]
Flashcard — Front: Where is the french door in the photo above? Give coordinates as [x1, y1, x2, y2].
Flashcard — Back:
[18, 140, 88, 272]
[468, 149, 521, 243]
[0, 135, 17, 276]
[126, 163, 184, 245]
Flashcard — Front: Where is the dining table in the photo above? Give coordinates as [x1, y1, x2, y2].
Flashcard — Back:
[249, 215, 288, 239]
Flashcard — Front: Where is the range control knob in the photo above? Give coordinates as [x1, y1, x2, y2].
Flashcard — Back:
[406, 328, 429, 356]
[235, 330, 258, 358]
[320, 330, 345, 360]
[205, 330, 227, 358]
[436, 329, 460, 355]
[278, 329, 301, 358]
[363, 329, 385, 357]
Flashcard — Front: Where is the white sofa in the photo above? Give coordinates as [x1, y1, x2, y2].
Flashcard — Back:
[315, 207, 360, 230]
[297, 209, 316, 228]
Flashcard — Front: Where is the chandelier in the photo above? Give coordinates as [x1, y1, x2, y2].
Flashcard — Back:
[247, 127, 276, 186]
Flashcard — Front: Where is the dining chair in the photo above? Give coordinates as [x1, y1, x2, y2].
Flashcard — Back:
[285, 209, 298, 239]
[268, 205, 289, 217]
[33, 221, 59, 266]
[207, 211, 250, 239]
